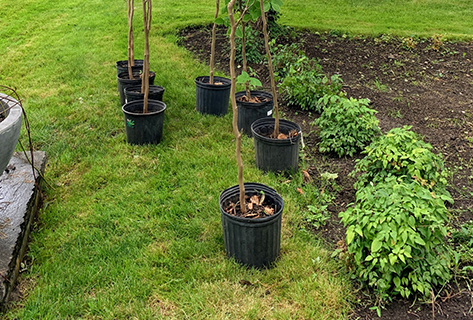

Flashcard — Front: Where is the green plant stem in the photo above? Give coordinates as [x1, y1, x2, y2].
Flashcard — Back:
[228, 0, 246, 214]
[209, 0, 220, 84]
[260, 0, 279, 137]
[141, 0, 151, 113]
[127, 0, 135, 80]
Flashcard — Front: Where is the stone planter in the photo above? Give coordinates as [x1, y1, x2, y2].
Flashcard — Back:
[0, 93, 22, 176]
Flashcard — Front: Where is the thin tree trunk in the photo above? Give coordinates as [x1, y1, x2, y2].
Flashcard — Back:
[228, 0, 246, 214]
[209, 0, 220, 85]
[127, 0, 135, 80]
[260, 0, 279, 137]
[142, 0, 151, 113]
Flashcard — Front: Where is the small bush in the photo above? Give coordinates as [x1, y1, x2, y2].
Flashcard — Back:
[340, 126, 453, 303]
[272, 43, 343, 112]
[353, 126, 449, 192]
[280, 71, 343, 112]
[271, 42, 309, 80]
[340, 175, 452, 301]
[314, 95, 381, 157]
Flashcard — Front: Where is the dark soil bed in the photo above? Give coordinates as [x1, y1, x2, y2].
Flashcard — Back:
[179, 25, 473, 319]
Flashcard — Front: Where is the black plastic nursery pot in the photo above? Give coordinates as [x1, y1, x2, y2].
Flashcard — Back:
[117, 71, 156, 106]
[219, 183, 284, 269]
[122, 99, 166, 145]
[195, 76, 231, 116]
[115, 59, 144, 76]
[236, 90, 273, 136]
[124, 85, 165, 103]
[251, 118, 302, 172]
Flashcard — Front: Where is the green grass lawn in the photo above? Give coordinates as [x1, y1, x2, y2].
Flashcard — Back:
[1, 0, 472, 318]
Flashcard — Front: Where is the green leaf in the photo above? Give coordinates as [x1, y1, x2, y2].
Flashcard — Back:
[214, 17, 225, 25]
[354, 225, 363, 237]
[271, 2, 281, 12]
[235, 26, 243, 38]
[321, 172, 338, 180]
[249, 78, 262, 87]
[414, 237, 426, 246]
[263, 1, 271, 12]
[271, 0, 283, 9]
[371, 238, 383, 253]
[346, 226, 355, 245]
[399, 254, 406, 263]
[242, 13, 252, 23]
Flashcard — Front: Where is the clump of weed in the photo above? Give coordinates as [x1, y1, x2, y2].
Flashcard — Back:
[272, 43, 343, 112]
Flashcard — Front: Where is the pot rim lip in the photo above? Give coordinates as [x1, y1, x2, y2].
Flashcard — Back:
[236, 90, 272, 98]
[219, 182, 284, 223]
[0, 94, 22, 131]
[116, 59, 144, 65]
[124, 85, 165, 94]
[117, 70, 156, 80]
[122, 99, 166, 116]
[195, 75, 231, 86]
[251, 118, 302, 142]
[235, 91, 273, 109]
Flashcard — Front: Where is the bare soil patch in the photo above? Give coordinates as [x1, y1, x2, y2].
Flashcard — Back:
[179, 25, 473, 319]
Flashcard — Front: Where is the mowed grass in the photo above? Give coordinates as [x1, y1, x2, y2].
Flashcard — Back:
[1, 0, 472, 318]
[281, 0, 473, 40]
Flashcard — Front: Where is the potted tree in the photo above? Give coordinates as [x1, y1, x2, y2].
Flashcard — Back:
[122, 0, 166, 145]
[219, 0, 283, 269]
[195, 0, 231, 116]
[0, 87, 22, 176]
[117, 0, 157, 107]
[250, 0, 301, 172]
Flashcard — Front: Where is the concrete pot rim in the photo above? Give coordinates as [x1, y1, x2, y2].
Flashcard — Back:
[0, 93, 23, 176]
[0, 93, 22, 132]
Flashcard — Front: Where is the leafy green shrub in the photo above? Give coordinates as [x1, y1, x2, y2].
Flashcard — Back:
[271, 43, 343, 112]
[449, 221, 473, 266]
[234, 26, 264, 64]
[353, 126, 449, 192]
[340, 175, 452, 300]
[313, 95, 381, 157]
[340, 126, 454, 302]
[271, 42, 309, 80]
[280, 67, 343, 112]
